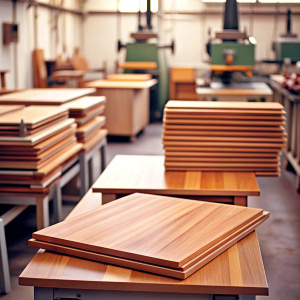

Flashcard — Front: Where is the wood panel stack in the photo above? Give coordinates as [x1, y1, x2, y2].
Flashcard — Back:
[0, 105, 81, 193]
[62, 96, 107, 153]
[29, 193, 269, 279]
[162, 101, 286, 176]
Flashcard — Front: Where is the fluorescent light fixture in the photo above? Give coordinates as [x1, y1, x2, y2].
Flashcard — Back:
[249, 36, 257, 44]
[259, 0, 300, 2]
[203, 0, 256, 2]
[119, 0, 158, 13]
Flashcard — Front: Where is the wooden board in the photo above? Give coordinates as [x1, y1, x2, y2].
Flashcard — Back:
[0, 105, 24, 116]
[92, 155, 260, 197]
[106, 74, 152, 81]
[165, 157, 278, 163]
[76, 116, 106, 139]
[29, 211, 269, 279]
[0, 119, 75, 146]
[85, 79, 157, 89]
[165, 100, 283, 110]
[61, 96, 106, 112]
[32, 193, 264, 269]
[74, 105, 105, 126]
[0, 88, 96, 105]
[81, 129, 107, 152]
[165, 151, 279, 158]
[19, 230, 269, 295]
[163, 124, 284, 132]
[164, 146, 280, 153]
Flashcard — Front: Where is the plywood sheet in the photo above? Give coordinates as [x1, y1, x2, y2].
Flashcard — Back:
[106, 74, 152, 81]
[32, 193, 264, 269]
[166, 100, 283, 110]
[0, 105, 24, 116]
[0, 88, 96, 105]
[29, 211, 269, 279]
[62, 96, 106, 112]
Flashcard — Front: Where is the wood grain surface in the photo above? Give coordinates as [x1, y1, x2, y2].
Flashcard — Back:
[32, 193, 263, 269]
[166, 100, 283, 110]
[0, 105, 68, 128]
[28, 211, 269, 279]
[85, 79, 157, 89]
[61, 96, 106, 111]
[106, 74, 152, 81]
[0, 88, 96, 105]
[0, 105, 24, 116]
[92, 155, 260, 197]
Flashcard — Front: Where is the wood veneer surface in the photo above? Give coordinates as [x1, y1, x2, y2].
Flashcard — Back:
[32, 193, 263, 268]
[29, 211, 269, 279]
[85, 79, 157, 89]
[92, 155, 260, 196]
[0, 88, 96, 105]
[0, 105, 24, 116]
[61, 96, 106, 111]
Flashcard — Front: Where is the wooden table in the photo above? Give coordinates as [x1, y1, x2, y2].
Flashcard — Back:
[51, 70, 86, 87]
[92, 155, 260, 206]
[0, 88, 96, 105]
[85, 79, 157, 140]
[19, 190, 268, 300]
[196, 82, 273, 102]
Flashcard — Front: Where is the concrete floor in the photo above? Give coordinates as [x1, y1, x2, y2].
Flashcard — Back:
[0, 123, 299, 300]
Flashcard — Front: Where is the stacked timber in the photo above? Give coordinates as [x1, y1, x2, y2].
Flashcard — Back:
[62, 96, 107, 153]
[29, 193, 269, 279]
[0, 105, 81, 192]
[162, 101, 286, 176]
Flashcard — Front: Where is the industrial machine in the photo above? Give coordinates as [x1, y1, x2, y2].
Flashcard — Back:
[117, 0, 174, 122]
[206, 0, 256, 84]
[272, 9, 300, 63]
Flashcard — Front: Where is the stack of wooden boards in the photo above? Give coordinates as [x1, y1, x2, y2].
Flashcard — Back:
[163, 101, 286, 176]
[29, 193, 269, 279]
[62, 96, 107, 153]
[0, 105, 81, 192]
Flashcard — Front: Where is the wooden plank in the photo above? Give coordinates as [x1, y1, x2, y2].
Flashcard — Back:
[32, 193, 263, 269]
[92, 155, 260, 197]
[164, 151, 279, 158]
[61, 96, 106, 112]
[28, 212, 269, 280]
[164, 146, 280, 153]
[0, 88, 96, 105]
[165, 100, 283, 110]
[106, 74, 152, 81]
[85, 79, 157, 89]
[0, 105, 24, 116]
[19, 231, 268, 295]
[0, 118, 75, 145]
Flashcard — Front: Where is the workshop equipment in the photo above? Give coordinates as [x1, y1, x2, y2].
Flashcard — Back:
[117, 0, 174, 121]
[206, 0, 256, 84]
[273, 9, 300, 63]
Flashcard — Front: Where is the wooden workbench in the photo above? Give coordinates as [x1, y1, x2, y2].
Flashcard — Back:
[92, 155, 260, 206]
[19, 190, 268, 300]
[196, 82, 273, 102]
[0, 88, 96, 105]
[85, 79, 157, 140]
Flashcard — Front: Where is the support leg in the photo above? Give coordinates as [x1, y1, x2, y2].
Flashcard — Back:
[100, 141, 107, 172]
[34, 287, 54, 300]
[79, 152, 89, 197]
[52, 183, 62, 223]
[0, 219, 10, 294]
[233, 196, 247, 207]
[36, 196, 50, 230]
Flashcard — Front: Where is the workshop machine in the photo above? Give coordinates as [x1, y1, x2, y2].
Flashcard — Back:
[118, 0, 174, 122]
[206, 0, 256, 84]
[273, 9, 300, 63]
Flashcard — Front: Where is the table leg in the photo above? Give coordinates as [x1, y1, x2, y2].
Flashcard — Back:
[0, 219, 10, 294]
[102, 194, 117, 204]
[34, 287, 54, 300]
[79, 152, 89, 197]
[233, 196, 247, 207]
[52, 183, 62, 223]
[36, 196, 50, 230]
[0, 73, 6, 89]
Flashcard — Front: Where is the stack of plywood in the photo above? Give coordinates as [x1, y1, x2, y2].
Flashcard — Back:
[29, 193, 269, 279]
[62, 96, 107, 153]
[0, 105, 82, 192]
[162, 101, 286, 176]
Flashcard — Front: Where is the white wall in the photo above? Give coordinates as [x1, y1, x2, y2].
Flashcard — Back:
[1, 0, 300, 88]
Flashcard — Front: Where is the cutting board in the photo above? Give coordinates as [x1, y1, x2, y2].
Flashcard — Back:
[32, 193, 264, 269]
[29, 211, 269, 279]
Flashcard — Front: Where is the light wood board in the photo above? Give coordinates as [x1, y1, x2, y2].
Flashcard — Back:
[0, 105, 24, 116]
[32, 193, 263, 269]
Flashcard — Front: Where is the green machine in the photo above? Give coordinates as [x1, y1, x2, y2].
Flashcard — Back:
[272, 9, 300, 63]
[118, 1, 174, 122]
[206, 0, 256, 84]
